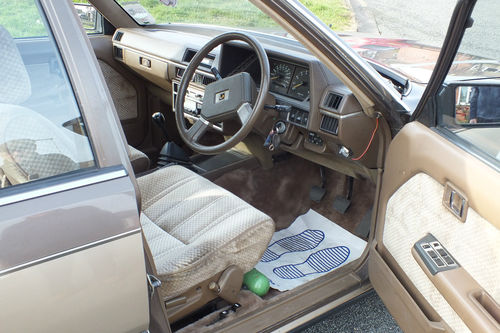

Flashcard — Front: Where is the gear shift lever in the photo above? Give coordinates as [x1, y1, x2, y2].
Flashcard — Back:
[152, 112, 170, 140]
[151, 112, 192, 167]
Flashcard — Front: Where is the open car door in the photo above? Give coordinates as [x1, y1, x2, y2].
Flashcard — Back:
[369, 0, 500, 332]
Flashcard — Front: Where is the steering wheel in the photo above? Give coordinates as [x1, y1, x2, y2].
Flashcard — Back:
[175, 32, 270, 155]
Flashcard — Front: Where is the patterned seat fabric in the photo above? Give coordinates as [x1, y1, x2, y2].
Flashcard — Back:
[137, 165, 275, 300]
[128, 145, 150, 174]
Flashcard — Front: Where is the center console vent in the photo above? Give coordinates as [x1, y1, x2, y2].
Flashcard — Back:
[320, 115, 339, 135]
[203, 76, 215, 85]
[323, 92, 343, 110]
[175, 67, 215, 86]
[113, 31, 124, 41]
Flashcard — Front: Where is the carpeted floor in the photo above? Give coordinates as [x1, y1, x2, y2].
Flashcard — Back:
[175, 156, 377, 332]
[213, 155, 375, 236]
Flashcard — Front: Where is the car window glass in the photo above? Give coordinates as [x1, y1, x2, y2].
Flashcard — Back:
[438, 0, 500, 163]
[0, 0, 96, 189]
[74, 1, 104, 35]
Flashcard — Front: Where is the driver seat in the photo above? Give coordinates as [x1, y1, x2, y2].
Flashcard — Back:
[137, 165, 274, 321]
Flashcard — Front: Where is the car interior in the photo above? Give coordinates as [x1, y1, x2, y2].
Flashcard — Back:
[0, 8, 380, 330]
[100, 22, 383, 329]
[1, 1, 499, 332]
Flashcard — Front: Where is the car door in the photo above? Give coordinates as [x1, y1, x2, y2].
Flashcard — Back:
[73, 3, 155, 150]
[369, 0, 500, 332]
[0, 1, 149, 332]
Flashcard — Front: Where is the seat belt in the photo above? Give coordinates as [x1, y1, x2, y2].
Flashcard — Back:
[142, 233, 172, 333]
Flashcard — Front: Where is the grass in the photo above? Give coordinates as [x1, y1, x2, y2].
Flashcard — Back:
[120, 0, 352, 32]
[0, 0, 352, 38]
[0, 0, 48, 38]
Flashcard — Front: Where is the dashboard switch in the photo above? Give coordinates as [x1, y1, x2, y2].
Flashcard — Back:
[338, 146, 352, 158]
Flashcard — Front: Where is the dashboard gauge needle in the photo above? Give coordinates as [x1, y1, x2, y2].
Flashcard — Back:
[292, 82, 303, 89]
[271, 76, 279, 80]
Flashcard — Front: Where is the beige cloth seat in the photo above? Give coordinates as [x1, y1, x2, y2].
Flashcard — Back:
[137, 165, 274, 300]
[128, 145, 149, 174]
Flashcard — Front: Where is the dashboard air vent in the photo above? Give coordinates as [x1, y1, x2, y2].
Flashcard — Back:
[114, 31, 124, 41]
[203, 76, 215, 85]
[113, 46, 123, 60]
[320, 115, 339, 135]
[324, 92, 343, 110]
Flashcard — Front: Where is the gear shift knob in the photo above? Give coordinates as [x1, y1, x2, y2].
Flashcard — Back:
[152, 112, 169, 139]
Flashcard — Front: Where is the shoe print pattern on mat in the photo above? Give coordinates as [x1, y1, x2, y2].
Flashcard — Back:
[260, 229, 325, 263]
[273, 246, 350, 279]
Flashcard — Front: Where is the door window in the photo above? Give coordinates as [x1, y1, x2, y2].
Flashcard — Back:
[74, 1, 104, 35]
[437, 0, 500, 163]
[0, 0, 95, 188]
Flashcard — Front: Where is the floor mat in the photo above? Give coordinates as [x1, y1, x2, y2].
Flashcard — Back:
[256, 209, 367, 291]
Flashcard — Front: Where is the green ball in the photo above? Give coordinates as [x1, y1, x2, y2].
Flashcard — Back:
[243, 268, 270, 297]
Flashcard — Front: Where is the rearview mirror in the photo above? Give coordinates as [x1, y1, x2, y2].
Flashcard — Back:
[455, 85, 500, 124]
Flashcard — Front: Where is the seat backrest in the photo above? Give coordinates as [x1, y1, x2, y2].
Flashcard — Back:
[0, 26, 90, 186]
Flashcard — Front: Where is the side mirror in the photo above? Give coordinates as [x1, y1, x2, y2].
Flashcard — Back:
[74, 3, 102, 34]
[455, 85, 500, 125]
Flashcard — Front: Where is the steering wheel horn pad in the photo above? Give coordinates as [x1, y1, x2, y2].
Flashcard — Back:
[201, 72, 256, 123]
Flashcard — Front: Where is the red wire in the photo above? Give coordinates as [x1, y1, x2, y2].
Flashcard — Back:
[351, 116, 379, 161]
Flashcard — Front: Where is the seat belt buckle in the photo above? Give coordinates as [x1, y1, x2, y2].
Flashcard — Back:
[147, 274, 162, 299]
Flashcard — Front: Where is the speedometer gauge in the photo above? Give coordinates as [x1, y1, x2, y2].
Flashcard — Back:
[289, 67, 309, 100]
[270, 62, 293, 95]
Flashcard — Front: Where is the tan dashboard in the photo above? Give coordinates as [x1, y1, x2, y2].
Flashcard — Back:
[112, 27, 380, 179]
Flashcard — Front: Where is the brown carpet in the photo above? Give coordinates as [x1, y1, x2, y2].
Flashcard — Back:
[213, 155, 375, 235]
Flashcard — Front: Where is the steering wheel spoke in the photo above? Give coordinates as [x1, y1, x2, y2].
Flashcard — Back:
[237, 102, 253, 125]
[186, 117, 210, 143]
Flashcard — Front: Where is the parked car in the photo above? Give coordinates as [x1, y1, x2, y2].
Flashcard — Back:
[0, 0, 498, 332]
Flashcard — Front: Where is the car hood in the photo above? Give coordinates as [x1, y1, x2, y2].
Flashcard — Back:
[340, 34, 500, 84]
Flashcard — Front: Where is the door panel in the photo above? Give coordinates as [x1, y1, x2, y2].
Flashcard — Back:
[89, 36, 149, 147]
[0, 168, 149, 333]
[0, 233, 148, 333]
[370, 121, 500, 332]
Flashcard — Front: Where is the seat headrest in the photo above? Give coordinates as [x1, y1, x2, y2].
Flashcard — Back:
[0, 26, 31, 105]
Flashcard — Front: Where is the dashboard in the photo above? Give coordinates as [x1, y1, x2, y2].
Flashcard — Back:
[111, 27, 386, 176]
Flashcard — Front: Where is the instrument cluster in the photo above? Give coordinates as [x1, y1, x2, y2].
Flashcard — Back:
[269, 58, 310, 101]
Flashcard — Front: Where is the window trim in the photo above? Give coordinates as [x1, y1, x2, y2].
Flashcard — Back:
[0, 166, 127, 208]
[433, 126, 500, 172]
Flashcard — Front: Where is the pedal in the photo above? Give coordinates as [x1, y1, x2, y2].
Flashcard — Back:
[333, 176, 354, 214]
[332, 195, 351, 214]
[310, 185, 326, 203]
[310, 165, 327, 203]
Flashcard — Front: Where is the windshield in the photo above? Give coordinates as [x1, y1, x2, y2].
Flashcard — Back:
[117, 0, 459, 83]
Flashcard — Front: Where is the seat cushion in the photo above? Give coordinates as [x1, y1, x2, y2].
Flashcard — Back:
[137, 165, 274, 299]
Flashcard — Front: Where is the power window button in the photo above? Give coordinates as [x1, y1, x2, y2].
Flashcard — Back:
[427, 250, 438, 259]
[434, 258, 445, 267]
[443, 256, 455, 265]
[437, 248, 447, 257]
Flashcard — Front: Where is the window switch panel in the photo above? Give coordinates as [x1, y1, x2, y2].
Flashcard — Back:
[415, 234, 460, 275]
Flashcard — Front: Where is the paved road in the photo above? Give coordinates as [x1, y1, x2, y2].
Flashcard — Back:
[349, 0, 499, 60]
